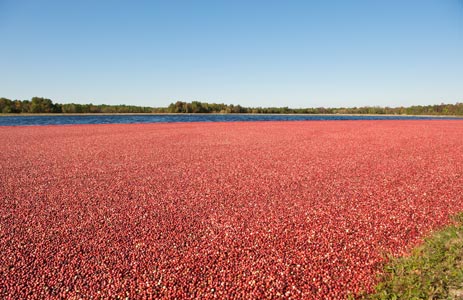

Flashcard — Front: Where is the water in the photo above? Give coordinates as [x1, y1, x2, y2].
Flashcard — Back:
[0, 114, 461, 126]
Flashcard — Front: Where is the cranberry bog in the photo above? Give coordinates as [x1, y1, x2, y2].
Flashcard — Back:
[1, 120, 463, 299]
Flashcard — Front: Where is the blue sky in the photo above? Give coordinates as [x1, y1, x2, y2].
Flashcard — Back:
[1, 0, 462, 108]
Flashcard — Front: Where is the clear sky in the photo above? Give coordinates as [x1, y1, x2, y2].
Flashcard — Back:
[1, 0, 462, 108]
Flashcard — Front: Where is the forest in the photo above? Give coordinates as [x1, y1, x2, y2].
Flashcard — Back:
[1, 97, 463, 115]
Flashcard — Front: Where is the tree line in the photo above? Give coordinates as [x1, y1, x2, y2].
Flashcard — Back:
[0, 97, 161, 114]
[1, 97, 463, 115]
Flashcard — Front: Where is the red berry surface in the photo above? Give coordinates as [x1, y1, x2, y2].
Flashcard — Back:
[1, 121, 463, 299]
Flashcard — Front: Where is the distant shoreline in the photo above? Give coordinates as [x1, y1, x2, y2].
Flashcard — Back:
[1, 113, 462, 118]
[3, 98, 463, 116]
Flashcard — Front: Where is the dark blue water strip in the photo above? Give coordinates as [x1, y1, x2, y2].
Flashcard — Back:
[0, 114, 461, 126]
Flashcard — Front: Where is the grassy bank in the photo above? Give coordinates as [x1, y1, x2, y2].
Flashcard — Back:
[370, 213, 463, 299]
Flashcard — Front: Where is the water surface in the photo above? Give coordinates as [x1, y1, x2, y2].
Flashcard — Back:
[0, 114, 461, 126]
